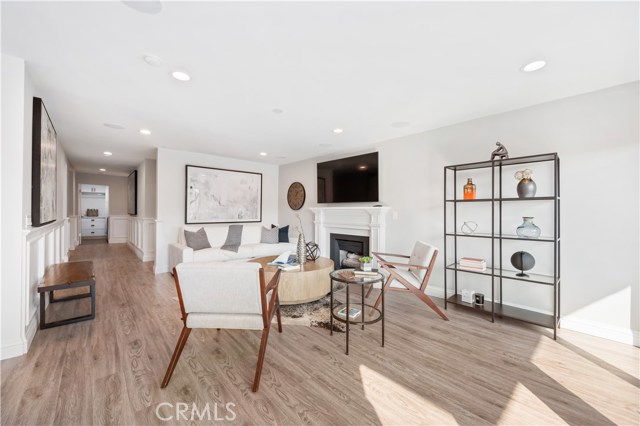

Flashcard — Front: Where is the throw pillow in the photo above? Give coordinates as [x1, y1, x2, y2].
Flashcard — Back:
[260, 226, 279, 244]
[278, 225, 289, 243]
[184, 228, 211, 251]
[221, 224, 243, 252]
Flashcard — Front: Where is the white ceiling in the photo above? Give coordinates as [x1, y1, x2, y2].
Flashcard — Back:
[2, 1, 638, 176]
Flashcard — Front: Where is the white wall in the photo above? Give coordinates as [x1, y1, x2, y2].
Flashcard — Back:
[279, 82, 639, 345]
[1, 54, 29, 358]
[76, 173, 128, 216]
[135, 158, 157, 219]
[1, 54, 73, 359]
[155, 148, 279, 273]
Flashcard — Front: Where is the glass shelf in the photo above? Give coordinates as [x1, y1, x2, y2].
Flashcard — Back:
[446, 196, 557, 202]
[445, 233, 557, 242]
[445, 263, 559, 286]
[445, 153, 558, 171]
[446, 295, 557, 328]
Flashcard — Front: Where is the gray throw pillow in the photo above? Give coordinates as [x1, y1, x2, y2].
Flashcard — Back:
[221, 224, 243, 252]
[260, 226, 279, 244]
[184, 228, 211, 251]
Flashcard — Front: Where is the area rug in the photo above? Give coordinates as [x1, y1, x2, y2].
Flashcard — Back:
[278, 294, 346, 333]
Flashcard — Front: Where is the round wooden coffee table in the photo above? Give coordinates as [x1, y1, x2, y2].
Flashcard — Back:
[251, 256, 334, 305]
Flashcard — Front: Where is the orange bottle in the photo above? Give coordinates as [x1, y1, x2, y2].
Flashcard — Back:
[463, 178, 476, 200]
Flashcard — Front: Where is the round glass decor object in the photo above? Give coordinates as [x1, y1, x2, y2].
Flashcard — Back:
[516, 217, 541, 239]
[510, 251, 535, 278]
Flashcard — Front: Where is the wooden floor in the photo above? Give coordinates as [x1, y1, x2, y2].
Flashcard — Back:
[1, 243, 638, 426]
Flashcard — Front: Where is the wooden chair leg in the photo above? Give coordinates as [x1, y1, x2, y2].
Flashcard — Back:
[252, 326, 272, 392]
[405, 285, 449, 321]
[373, 276, 394, 309]
[276, 297, 283, 333]
[161, 326, 192, 388]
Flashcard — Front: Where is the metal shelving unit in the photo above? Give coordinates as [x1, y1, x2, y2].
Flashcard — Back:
[443, 153, 561, 339]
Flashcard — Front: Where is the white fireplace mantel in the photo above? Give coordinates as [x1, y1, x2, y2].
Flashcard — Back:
[310, 206, 391, 257]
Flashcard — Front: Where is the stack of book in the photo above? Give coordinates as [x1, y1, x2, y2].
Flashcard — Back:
[459, 257, 487, 272]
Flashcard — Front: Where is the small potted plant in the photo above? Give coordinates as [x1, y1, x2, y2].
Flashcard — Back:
[359, 256, 373, 272]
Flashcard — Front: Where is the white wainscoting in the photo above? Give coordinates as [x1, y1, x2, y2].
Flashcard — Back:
[68, 215, 81, 250]
[128, 217, 156, 262]
[108, 215, 130, 244]
[5, 219, 70, 359]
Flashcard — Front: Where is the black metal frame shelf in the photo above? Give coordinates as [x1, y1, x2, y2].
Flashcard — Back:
[443, 152, 561, 339]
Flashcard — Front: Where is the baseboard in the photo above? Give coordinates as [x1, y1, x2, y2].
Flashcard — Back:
[127, 242, 155, 263]
[561, 316, 639, 347]
[1, 341, 26, 360]
[25, 314, 38, 348]
[142, 251, 155, 262]
[155, 262, 169, 275]
[109, 236, 127, 244]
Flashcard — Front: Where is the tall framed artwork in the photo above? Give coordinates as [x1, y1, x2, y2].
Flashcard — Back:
[127, 170, 137, 215]
[31, 97, 57, 227]
[185, 165, 262, 224]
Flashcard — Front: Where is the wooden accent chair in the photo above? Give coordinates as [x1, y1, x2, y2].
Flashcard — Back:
[161, 262, 283, 392]
[371, 241, 448, 321]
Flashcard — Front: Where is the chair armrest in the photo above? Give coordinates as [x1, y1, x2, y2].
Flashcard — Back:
[265, 269, 282, 294]
[378, 260, 430, 270]
[373, 251, 411, 259]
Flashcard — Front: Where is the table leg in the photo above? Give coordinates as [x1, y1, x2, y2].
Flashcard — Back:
[361, 283, 365, 330]
[346, 283, 349, 355]
[381, 284, 385, 348]
[330, 280, 333, 336]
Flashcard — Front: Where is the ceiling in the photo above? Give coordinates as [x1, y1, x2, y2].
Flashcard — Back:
[2, 1, 638, 176]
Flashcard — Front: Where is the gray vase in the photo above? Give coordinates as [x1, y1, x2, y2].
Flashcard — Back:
[517, 178, 537, 198]
[296, 234, 307, 265]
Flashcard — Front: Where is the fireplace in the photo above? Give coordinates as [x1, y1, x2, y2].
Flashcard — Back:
[329, 233, 370, 270]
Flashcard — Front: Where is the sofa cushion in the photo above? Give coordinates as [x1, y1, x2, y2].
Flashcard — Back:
[221, 225, 243, 252]
[278, 225, 290, 243]
[192, 248, 236, 262]
[184, 227, 211, 251]
[260, 226, 279, 244]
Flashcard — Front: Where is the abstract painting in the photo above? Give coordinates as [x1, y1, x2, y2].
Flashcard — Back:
[31, 97, 57, 227]
[128, 170, 137, 215]
[185, 165, 262, 224]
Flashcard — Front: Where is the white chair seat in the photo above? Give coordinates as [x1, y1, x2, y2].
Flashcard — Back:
[186, 313, 264, 329]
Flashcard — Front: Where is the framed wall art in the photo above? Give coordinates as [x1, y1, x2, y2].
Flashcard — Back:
[127, 170, 137, 215]
[185, 165, 262, 224]
[31, 97, 57, 227]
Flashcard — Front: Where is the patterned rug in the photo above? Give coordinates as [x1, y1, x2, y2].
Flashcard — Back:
[278, 293, 347, 333]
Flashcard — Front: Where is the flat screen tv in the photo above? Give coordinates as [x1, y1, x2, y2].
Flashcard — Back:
[317, 152, 379, 203]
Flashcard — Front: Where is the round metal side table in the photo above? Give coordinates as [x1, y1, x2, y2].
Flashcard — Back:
[329, 269, 385, 355]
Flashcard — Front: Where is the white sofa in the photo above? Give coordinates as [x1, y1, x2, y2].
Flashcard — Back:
[168, 224, 297, 272]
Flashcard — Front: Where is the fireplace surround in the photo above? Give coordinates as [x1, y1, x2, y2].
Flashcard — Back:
[310, 206, 390, 269]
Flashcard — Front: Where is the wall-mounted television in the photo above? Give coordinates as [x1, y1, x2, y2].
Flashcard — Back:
[317, 152, 379, 203]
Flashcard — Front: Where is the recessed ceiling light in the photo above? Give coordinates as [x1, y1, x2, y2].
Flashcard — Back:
[522, 60, 547, 72]
[104, 123, 125, 130]
[333, 128, 343, 134]
[391, 121, 411, 128]
[103, 151, 113, 156]
[359, 165, 368, 170]
[99, 168, 106, 172]
[122, 1, 162, 14]
[272, 108, 284, 114]
[143, 54, 163, 67]
[139, 129, 151, 135]
[171, 71, 191, 81]
[259, 152, 268, 156]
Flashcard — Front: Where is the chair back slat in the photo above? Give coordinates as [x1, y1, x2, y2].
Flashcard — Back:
[408, 241, 437, 282]
[175, 262, 263, 315]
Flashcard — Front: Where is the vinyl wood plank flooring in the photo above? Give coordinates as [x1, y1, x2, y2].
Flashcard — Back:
[2, 242, 638, 426]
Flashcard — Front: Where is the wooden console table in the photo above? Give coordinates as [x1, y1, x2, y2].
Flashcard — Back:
[38, 261, 96, 329]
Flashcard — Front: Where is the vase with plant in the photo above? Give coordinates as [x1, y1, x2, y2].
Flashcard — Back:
[514, 169, 537, 198]
[359, 256, 373, 271]
[295, 214, 306, 265]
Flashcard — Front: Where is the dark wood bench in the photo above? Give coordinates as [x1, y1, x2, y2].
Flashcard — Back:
[38, 261, 96, 329]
